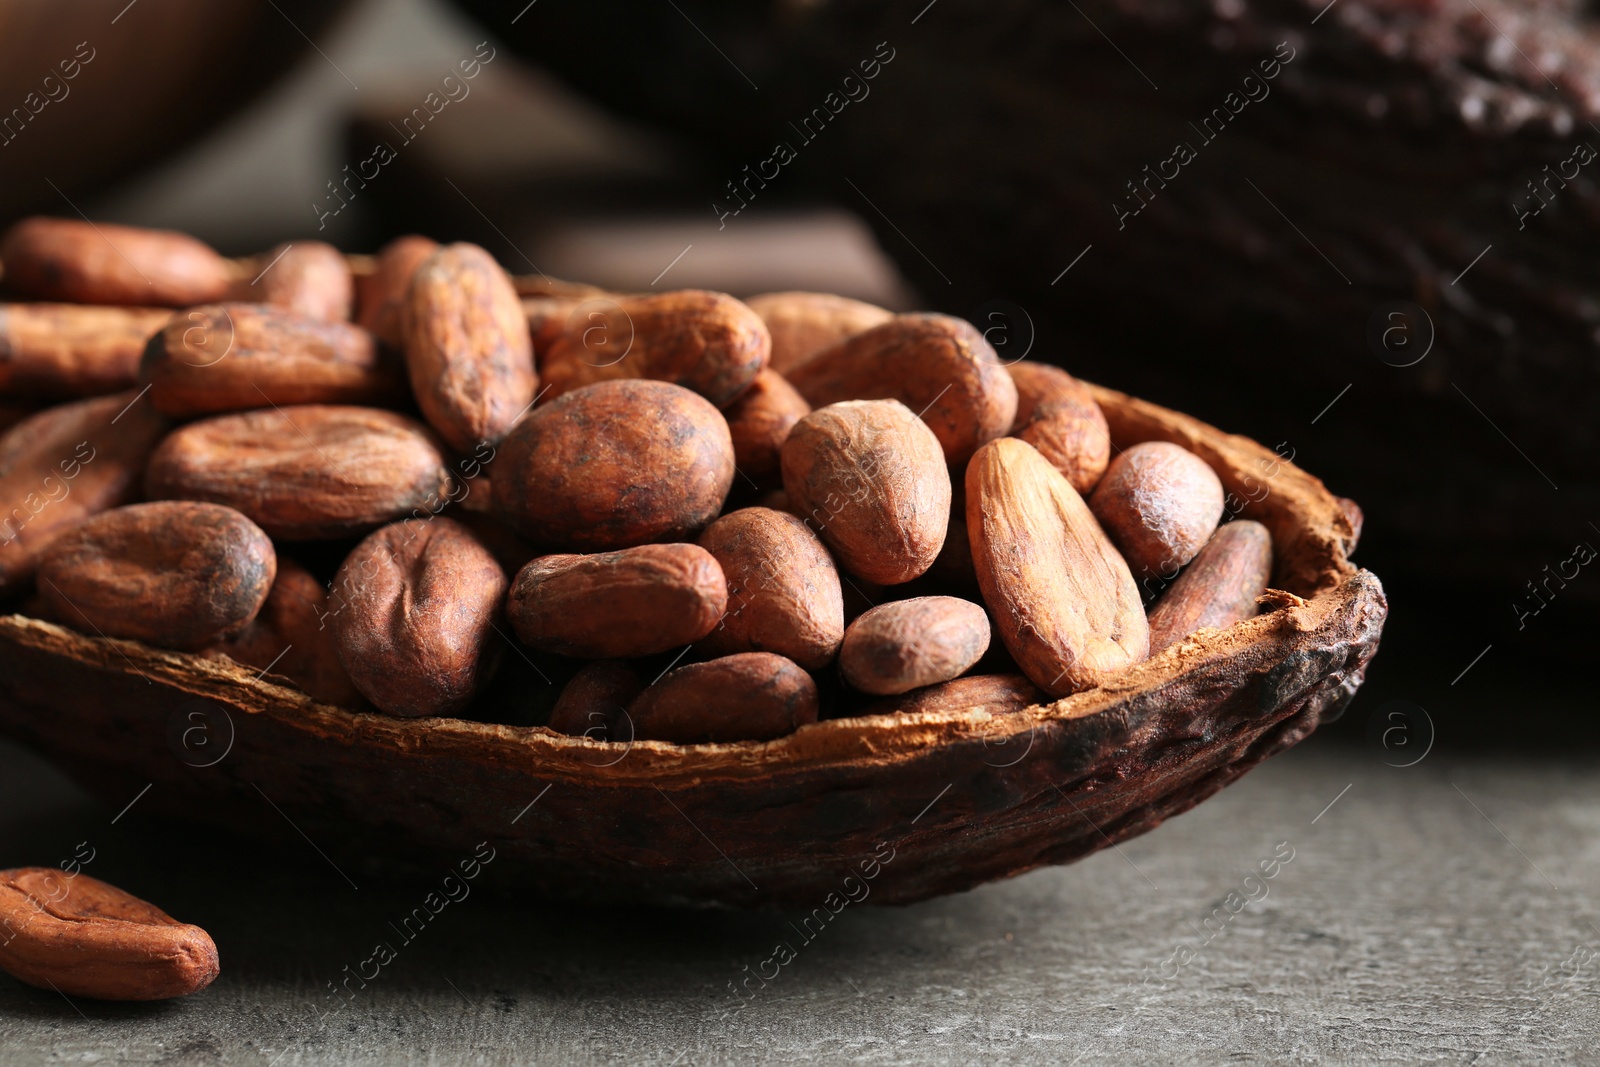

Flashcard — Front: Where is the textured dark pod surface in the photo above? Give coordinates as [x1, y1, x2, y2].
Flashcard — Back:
[469, 0, 1597, 602]
[0, 387, 1382, 906]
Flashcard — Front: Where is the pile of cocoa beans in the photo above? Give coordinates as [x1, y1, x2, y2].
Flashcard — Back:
[0, 217, 1273, 744]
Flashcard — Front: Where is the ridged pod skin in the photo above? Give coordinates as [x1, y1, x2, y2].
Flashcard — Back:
[1090, 440, 1226, 579]
[786, 313, 1018, 465]
[744, 291, 893, 374]
[722, 368, 810, 483]
[539, 290, 769, 408]
[695, 506, 843, 669]
[494, 379, 734, 551]
[330, 517, 507, 718]
[780, 399, 949, 585]
[357, 235, 439, 348]
[629, 652, 818, 743]
[0, 304, 172, 397]
[840, 596, 991, 696]
[0, 868, 219, 1001]
[508, 544, 727, 658]
[144, 405, 454, 541]
[1008, 362, 1110, 495]
[141, 303, 399, 417]
[1148, 520, 1273, 654]
[0, 218, 233, 307]
[37, 501, 275, 651]
[547, 660, 642, 741]
[231, 241, 351, 322]
[203, 558, 361, 706]
[967, 437, 1148, 696]
[0, 390, 168, 597]
[403, 242, 536, 453]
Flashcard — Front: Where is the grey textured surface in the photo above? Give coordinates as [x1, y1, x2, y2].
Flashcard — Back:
[2, 732, 1597, 1065]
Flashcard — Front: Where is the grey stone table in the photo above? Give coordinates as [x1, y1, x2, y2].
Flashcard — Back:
[2, 728, 1596, 1065]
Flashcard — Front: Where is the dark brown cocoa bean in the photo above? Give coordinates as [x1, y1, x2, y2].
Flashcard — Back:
[629, 652, 818, 743]
[547, 660, 642, 740]
[1147, 520, 1273, 654]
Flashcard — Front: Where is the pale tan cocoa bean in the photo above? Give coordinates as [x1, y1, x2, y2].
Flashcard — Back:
[403, 243, 536, 453]
[0, 390, 167, 597]
[1089, 441, 1225, 579]
[744, 291, 893, 374]
[539, 290, 769, 408]
[1147, 520, 1273, 654]
[0, 217, 234, 307]
[331, 517, 507, 717]
[357, 235, 439, 348]
[0, 868, 219, 1001]
[547, 660, 642, 740]
[840, 596, 991, 695]
[495, 380, 734, 550]
[779, 399, 949, 585]
[722, 368, 810, 483]
[144, 405, 454, 541]
[967, 437, 1148, 696]
[629, 652, 818, 743]
[508, 543, 727, 658]
[141, 304, 400, 417]
[1008, 362, 1110, 494]
[37, 501, 275, 651]
[203, 558, 361, 706]
[0, 304, 171, 397]
[695, 507, 843, 669]
[785, 313, 1018, 465]
[232, 241, 352, 322]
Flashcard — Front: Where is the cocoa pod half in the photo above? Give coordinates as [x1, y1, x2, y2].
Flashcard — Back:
[403, 242, 536, 453]
[508, 543, 727, 658]
[629, 652, 818, 743]
[780, 399, 949, 585]
[694, 506, 843, 669]
[495, 379, 734, 551]
[967, 437, 1148, 696]
[785, 313, 1017, 465]
[0, 390, 167, 597]
[0, 217, 233, 307]
[839, 596, 991, 696]
[0, 868, 219, 1001]
[745, 291, 893, 374]
[539, 290, 769, 408]
[330, 517, 507, 717]
[37, 501, 275, 651]
[0, 304, 172, 397]
[144, 405, 454, 541]
[141, 304, 400, 417]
